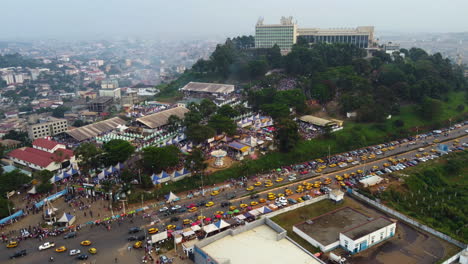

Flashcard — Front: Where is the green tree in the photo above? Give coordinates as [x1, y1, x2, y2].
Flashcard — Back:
[186, 124, 215, 144]
[52, 106, 70, 118]
[2, 130, 29, 144]
[199, 99, 218, 118]
[419, 97, 443, 120]
[208, 114, 237, 135]
[248, 59, 268, 79]
[140, 174, 153, 189]
[34, 170, 53, 183]
[0, 199, 14, 218]
[142, 145, 180, 172]
[167, 115, 183, 133]
[275, 118, 300, 152]
[0, 170, 30, 195]
[36, 183, 53, 194]
[74, 143, 103, 175]
[72, 120, 86, 127]
[102, 139, 135, 166]
[184, 148, 207, 176]
[217, 105, 239, 118]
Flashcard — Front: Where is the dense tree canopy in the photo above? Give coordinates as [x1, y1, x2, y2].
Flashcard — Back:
[142, 145, 180, 173]
[102, 139, 135, 166]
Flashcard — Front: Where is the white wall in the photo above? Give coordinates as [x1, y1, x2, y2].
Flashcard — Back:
[293, 225, 339, 252]
[339, 222, 396, 253]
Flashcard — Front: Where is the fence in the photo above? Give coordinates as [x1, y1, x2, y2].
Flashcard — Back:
[349, 190, 467, 249]
[265, 194, 329, 218]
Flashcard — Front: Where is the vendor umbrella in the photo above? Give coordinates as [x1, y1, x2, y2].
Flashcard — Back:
[276, 168, 281, 171]
[215, 214, 222, 219]
[227, 211, 233, 214]
[233, 209, 240, 213]
[204, 217, 212, 222]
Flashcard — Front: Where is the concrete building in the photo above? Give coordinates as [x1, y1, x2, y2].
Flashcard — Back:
[99, 88, 121, 99]
[88, 97, 113, 112]
[28, 118, 68, 140]
[101, 79, 119, 89]
[2, 74, 15, 85]
[8, 138, 75, 172]
[293, 207, 396, 254]
[255, 17, 375, 51]
[14, 74, 24, 84]
[255, 16, 298, 51]
[192, 217, 323, 264]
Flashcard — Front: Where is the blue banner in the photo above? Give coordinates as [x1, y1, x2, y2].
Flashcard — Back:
[35, 189, 68, 208]
[0, 210, 24, 224]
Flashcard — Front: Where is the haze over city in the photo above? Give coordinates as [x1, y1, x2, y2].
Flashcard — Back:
[1, 0, 468, 40]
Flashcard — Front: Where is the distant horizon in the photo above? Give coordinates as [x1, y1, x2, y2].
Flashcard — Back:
[1, 0, 468, 41]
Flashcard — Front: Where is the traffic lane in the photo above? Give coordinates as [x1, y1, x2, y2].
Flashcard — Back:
[239, 135, 468, 200]
[1, 218, 148, 264]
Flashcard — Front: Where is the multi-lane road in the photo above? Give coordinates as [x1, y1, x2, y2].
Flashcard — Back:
[2, 125, 467, 264]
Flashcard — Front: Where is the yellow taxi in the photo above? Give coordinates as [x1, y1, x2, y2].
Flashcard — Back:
[268, 195, 276, 200]
[210, 190, 219, 196]
[382, 148, 388, 152]
[315, 169, 322, 173]
[254, 182, 262, 186]
[319, 165, 327, 169]
[133, 241, 143, 248]
[324, 178, 332, 185]
[297, 197, 304, 203]
[275, 178, 284, 182]
[372, 166, 379, 170]
[335, 175, 343, 181]
[277, 193, 285, 197]
[361, 156, 368, 161]
[229, 205, 237, 211]
[183, 219, 193, 225]
[6, 241, 18, 248]
[80, 240, 92, 246]
[259, 198, 266, 203]
[240, 203, 248, 208]
[205, 201, 215, 207]
[357, 170, 363, 174]
[343, 173, 350, 179]
[434, 139, 440, 143]
[197, 215, 206, 220]
[250, 201, 258, 206]
[389, 146, 395, 150]
[167, 224, 176, 230]
[189, 207, 198, 212]
[316, 159, 324, 163]
[148, 228, 158, 234]
[329, 164, 337, 168]
[55, 246, 66, 253]
[265, 182, 273, 187]
[215, 210, 223, 215]
[89, 248, 97, 254]
[306, 185, 312, 190]
[246, 186, 254, 191]
[383, 163, 391, 167]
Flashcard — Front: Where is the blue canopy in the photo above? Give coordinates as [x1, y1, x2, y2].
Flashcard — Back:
[151, 173, 160, 184]
[0, 210, 23, 225]
[161, 171, 170, 178]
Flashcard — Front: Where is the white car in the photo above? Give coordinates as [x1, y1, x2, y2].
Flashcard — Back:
[171, 205, 181, 211]
[38, 242, 55, 251]
[69, 249, 81, 256]
[159, 207, 168, 212]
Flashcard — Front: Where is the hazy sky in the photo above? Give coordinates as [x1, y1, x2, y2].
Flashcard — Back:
[2, 0, 467, 40]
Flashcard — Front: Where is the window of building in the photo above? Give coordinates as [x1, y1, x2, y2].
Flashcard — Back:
[371, 236, 375, 244]
[380, 232, 384, 240]
[344, 240, 349, 248]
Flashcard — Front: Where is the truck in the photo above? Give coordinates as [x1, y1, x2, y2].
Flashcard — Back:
[38, 242, 55, 251]
[329, 252, 346, 264]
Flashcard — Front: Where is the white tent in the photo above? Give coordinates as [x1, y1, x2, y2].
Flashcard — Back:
[248, 209, 261, 216]
[359, 175, 383, 187]
[235, 214, 246, 220]
[191, 225, 201, 231]
[203, 224, 218, 233]
[166, 192, 179, 203]
[214, 219, 230, 229]
[151, 231, 168, 243]
[57, 213, 76, 226]
[182, 229, 195, 237]
[27, 186, 37, 194]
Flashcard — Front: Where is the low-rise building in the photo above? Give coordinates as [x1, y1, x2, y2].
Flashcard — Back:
[28, 118, 68, 140]
[8, 138, 75, 171]
[88, 97, 113, 112]
[293, 207, 396, 254]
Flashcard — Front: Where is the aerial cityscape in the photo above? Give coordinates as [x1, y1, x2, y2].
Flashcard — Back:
[0, 1, 467, 264]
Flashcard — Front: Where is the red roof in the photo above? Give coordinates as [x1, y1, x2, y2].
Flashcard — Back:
[9, 147, 74, 168]
[32, 138, 60, 150]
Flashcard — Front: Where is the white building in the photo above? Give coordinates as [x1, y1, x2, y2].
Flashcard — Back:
[99, 88, 121, 99]
[293, 207, 396, 254]
[2, 74, 15, 85]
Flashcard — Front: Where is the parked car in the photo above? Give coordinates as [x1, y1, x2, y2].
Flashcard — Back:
[69, 249, 81, 256]
[128, 227, 141, 234]
[64, 232, 76, 239]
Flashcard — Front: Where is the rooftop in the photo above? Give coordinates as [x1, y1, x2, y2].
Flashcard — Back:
[299, 115, 336, 127]
[32, 138, 61, 150]
[65, 117, 127, 142]
[201, 225, 320, 264]
[136, 106, 189, 129]
[294, 207, 370, 246]
[180, 82, 235, 94]
[342, 217, 394, 240]
[9, 147, 73, 168]
[88, 96, 113, 104]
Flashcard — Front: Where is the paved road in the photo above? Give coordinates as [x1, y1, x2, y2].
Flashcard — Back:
[0, 217, 148, 264]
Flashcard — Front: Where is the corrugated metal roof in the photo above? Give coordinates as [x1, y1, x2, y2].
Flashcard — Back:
[66, 117, 127, 142]
[136, 106, 189, 129]
[299, 115, 335, 127]
[181, 82, 235, 94]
